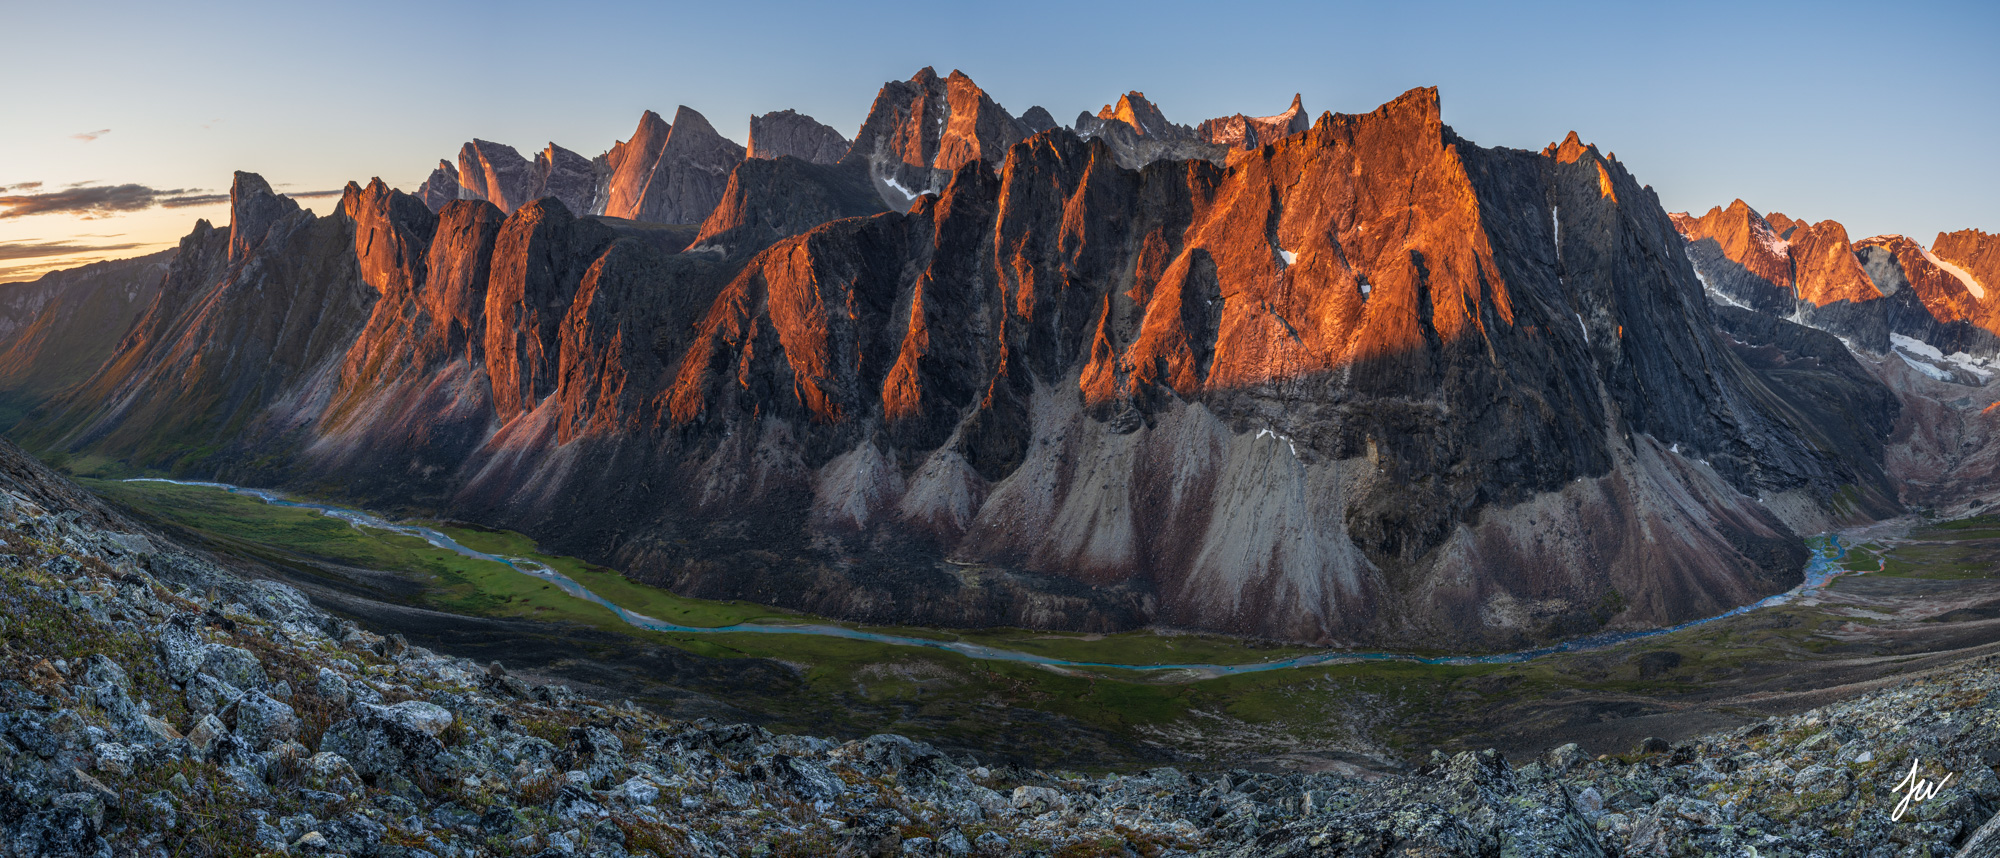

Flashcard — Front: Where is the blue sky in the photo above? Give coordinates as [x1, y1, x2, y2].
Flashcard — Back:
[2, 0, 1994, 281]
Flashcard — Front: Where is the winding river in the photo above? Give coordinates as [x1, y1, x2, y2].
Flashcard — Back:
[128, 478, 1853, 677]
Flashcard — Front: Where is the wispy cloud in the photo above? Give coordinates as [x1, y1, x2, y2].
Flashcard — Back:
[0, 238, 164, 283]
[0, 240, 145, 262]
[70, 129, 111, 142]
[288, 189, 345, 199]
[0, 183, 228, 219]
[0, 182, 43, 193]
[0, 258, 115, 283]
[159, 193, 231, 208]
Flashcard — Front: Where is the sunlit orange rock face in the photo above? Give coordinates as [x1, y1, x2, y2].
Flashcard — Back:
[647, 86, 1886, 643]
[1674, 202, 1997, 341]
[1783, 219, 1880, 306]
[595, 107, 746, 224]
[26, 80, 1902, 648]
[1854, 234, 1989, 328]
[1672, 200, 1796, 294]
[1933, 229, 2000, 300]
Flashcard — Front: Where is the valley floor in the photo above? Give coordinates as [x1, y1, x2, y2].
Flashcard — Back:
[73, 475, 2000, 781]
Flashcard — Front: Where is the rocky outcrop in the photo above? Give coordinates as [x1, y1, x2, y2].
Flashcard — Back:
[1196, 94, 1310, 149]
[747, 109, 849, 165]
[1672, 200, 1796, 311]
[1932, 228, 2000, 301]
[597, 107, 745, 225]
[226, 171, 301, 263]
[842, 68, 1033, 212]
[1019, 105, 1058, 134]
[482, 198, 617, 422]
[1783, 218, 1880, 306]
[416, 160, 459, 212]
[452, 140, 598, 217]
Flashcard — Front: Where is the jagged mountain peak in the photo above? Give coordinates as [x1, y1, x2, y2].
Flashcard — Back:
[1196, 93, 1310, 149]
[593, 105, 745, 224]
[456, 139, 537, 214]
[1095, 91, 1173, 137]
[667, 104, 723, 138]
[747, 109, 849, 165]
[16, 82, 1932, 653]
[417, 160, 460, 213]
[227, 170, 300, 262]
[842, 66, 1030, 212]
[1020, 105, 1058, 134]
[1544, 129, 1602, 164]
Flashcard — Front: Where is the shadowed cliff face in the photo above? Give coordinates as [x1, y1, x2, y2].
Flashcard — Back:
[748, 109, 850, 165]
[0, 252, 169, 423]
[19, 87, 1907, 648]
[25, 173, 376, 469]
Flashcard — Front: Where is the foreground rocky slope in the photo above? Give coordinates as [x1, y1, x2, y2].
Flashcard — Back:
[3, 439, 2000, 856]
[14, 79, 1906, 649]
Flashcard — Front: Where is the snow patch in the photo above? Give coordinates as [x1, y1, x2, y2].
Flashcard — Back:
[1754, 221, 1791, 260]
[1575, 313, 1589, 343]
[1897, 351, 1953, 382]
[1277, 249, 1296, 265]
[1919, 245, 1986, 299]
[1895, 333, 1995, 380]
[1551, 205, 1559, 251]
[1254, 427, 1300, 458]
[1893, 332, 1946, 362]
[882, 176, 928, 201]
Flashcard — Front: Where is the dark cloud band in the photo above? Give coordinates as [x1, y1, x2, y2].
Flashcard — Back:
[0, 184, 227, 219]
[0, 240, 146, 261]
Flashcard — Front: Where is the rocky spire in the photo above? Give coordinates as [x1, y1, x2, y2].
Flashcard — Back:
[456, 139, 538, 214]
[226, 171, 300, 262]
[598, 107, 744, 224]
[597, 110, 672, 221]
[529, 143, 597, 216]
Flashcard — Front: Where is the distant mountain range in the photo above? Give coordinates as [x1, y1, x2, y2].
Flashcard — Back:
[3, 68, 1994, 648]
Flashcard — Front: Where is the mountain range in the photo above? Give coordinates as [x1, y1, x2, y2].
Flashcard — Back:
[3, 68, 1995, 649]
